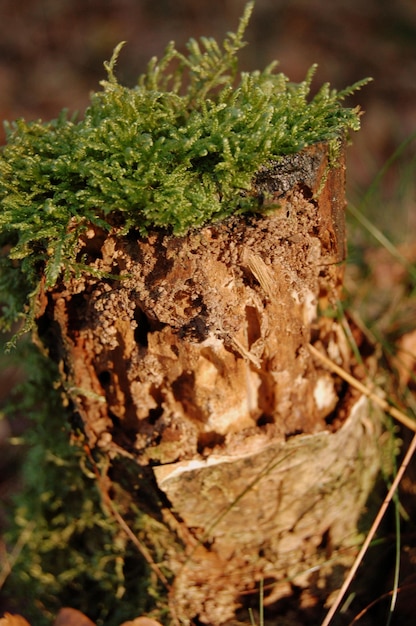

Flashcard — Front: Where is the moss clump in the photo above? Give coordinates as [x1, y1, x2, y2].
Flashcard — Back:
[2, 340, 162, 626]
[0, 2, 368, 334]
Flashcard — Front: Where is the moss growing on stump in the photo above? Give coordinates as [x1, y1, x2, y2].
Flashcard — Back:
[0, 3, 368, 334]
[0, 3, 381, 625]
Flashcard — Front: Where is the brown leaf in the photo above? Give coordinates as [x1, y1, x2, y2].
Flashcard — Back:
[53, 608, 96, 626]
[0, 615, 31, 626]
[120, 618, 163, 626]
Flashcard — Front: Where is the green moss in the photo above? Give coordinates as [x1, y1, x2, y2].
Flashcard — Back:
[0, 2, 369, 335]
[2, 341, 163, 625]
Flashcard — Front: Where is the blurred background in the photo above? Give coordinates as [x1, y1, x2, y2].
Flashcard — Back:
[0, 1, 416, 622]
[0, 0, 415, 209]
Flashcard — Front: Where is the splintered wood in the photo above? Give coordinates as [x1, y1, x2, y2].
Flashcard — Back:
[36, 142, 383, 624]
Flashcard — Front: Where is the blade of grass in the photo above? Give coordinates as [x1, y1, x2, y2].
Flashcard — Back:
[348, 203, 416, 285]
[348, 130, 416, 286]
[308, 343, 416, 432]
[248, 579, 264, 626]
[321, 432, 416, 626]
[357, 130, 416, 214]
[260, 578, 264, 626]
[348, 583, 416, 624]
[0, 521, 35, 591]
[385, 481, 400, 626]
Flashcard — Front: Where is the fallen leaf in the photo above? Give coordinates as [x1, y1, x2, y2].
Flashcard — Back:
[53, 608, 96, 626]
[0, 615, 31, 626]
[120, 618, 163, 626]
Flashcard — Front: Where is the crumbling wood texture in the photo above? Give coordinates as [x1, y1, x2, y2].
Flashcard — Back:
[36, 141, 382, 624]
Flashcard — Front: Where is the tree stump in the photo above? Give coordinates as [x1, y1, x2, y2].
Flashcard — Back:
[35, 141, 382, 624]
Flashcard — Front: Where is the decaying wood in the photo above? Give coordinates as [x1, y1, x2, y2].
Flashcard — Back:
[35, 141, 383, 624]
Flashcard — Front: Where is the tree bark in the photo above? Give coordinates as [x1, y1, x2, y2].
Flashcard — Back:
[35, 141, 382, 624]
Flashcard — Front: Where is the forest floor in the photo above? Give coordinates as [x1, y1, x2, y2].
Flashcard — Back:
[0, 1, 416, 624]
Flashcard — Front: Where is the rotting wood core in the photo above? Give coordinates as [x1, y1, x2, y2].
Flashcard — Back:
[37, 142, 347, 464]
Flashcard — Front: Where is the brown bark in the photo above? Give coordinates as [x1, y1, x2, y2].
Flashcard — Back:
[36, 142, 382, 624]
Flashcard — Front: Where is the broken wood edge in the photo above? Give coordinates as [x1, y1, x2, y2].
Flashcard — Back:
[154, 391, 382, 623]
[308, 343, 416, 432]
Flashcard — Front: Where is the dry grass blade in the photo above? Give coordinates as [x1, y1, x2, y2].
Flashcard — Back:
[85, 450, 169, 588]
[309, 342, 416, 624]
[308, 343, 416, 432]
[320, 431, 416, 626]
[0, 522, 35, 591]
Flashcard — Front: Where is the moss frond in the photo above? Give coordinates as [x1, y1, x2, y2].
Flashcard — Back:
[0, 2, 370, 334]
